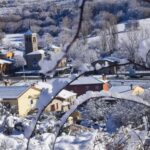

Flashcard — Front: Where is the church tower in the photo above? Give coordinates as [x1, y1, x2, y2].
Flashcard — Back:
[24, 29, 38, 54]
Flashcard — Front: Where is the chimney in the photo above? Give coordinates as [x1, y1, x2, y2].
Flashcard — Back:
[103, 82, 109, 91]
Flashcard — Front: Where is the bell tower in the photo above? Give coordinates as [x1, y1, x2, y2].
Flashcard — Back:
[24, 29, 38, 54]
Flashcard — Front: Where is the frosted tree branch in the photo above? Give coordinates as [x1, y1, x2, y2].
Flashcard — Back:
[25, 1, 87, 149]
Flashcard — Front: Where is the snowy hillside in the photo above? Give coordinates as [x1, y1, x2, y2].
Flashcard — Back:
[88, 18, 150, 61]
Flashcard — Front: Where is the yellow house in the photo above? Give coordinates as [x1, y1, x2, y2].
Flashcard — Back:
[0, 86, 41, 117]
[132, 86, 145, 96]
[45, 89, 77, 112]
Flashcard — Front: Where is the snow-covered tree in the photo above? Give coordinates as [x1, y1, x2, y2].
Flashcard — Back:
[85, 98, 149, 132]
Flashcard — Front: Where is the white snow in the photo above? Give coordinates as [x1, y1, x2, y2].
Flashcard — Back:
[109, 85, 131, 93]
[2, 34, 24, 47]
[27, 49, 45, 55]
[87, 17, 150, 61]
[57, 89, 76, 99]
[39, 51, 65, 74]
[0, 59, 12, 64]
[70, 76, 103, 85]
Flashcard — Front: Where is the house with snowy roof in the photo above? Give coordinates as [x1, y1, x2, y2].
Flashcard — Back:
[35, 82, 77, 112]
[0, 86, 41, 117]
[45, 89, 77, 112]
[66, 76, 104, 96]
[92, 56, 128, 75]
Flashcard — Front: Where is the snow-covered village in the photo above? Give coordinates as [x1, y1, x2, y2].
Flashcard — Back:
[0, 0, 150, 150]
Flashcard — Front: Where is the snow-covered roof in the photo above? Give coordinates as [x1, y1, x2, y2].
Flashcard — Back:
[93, 75, 109, 83]
[57, 89, 76, 99]
[99, 56, 128, 64]
[27, 49, 45, 55]
[14, 50, 24, 56]
[71, 76, 103, 85]
[0, 86, 29, 99]
[35, 82, 52, 93]
[50, 45, 60, 49]
[25, 29, 32, 35]
[109, 85, 131, 93]
[2, 34, 24, 47]
[101, 56, 120, 63]
[35, 82, 76, 99]
[0, 59, 12, 64]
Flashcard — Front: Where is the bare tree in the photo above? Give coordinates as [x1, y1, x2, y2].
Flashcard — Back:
[121, 27, 150, 64]
[98, 12, 118, 54]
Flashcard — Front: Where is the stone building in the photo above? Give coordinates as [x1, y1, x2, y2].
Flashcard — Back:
[24, 30, 38, 54]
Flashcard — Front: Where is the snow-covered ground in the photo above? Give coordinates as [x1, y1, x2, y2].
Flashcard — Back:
[2, 33, 24, 47]
[0, 127, 148, 150]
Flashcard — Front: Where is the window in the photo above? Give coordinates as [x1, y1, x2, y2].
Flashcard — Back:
[33, 37, 36, 43]
[51, 104, 55, 111]
[30, 100, 33, 105]
[56, 103, 59, 109]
